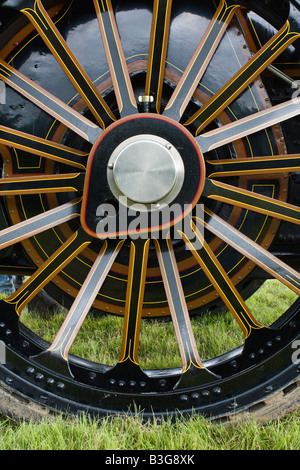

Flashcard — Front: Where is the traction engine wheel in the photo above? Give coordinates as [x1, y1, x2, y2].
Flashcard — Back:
[0, 0, 300, 421]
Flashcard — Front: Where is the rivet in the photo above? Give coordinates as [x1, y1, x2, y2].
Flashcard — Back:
[213, 387, 222, 395]
[57, 382, 65, 391]
[201, 390, 210, 399]
[180, 394, 188, 402]
[108, 163, 114, 170]
[26, 367, 35, 376]
[46, 378, 55, 388]
[191, 392, 200, 401]
[159, 379, 167, 388]
[139, 381, 147, 389]
[229, 398, 238, 409]
[35, 373, 44, 382]
[118, 380, 125, 387]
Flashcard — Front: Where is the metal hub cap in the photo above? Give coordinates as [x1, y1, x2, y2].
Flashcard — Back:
[107, 134, 185, 208]
[112, 135, 177, 204]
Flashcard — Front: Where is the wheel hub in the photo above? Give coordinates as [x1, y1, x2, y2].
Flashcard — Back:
[108, 134, 184, 205]
[81, 114, 205, 238]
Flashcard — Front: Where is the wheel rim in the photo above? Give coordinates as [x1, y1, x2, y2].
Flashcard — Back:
[0, 0, 300, 420]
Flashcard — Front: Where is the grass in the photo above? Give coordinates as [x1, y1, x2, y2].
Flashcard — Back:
[0, 279, 299, 450]
[19, 278, 298, 367]
[0, 411, 300, 450]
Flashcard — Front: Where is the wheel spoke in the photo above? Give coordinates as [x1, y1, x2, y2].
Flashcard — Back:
[196, 98, 300, 153]
[0, 59, 101, 143]
[198, 208, 300, 296]
[118, 239, 150, 367]
[6, 227, 92, 315]
[0, 125, 87, 170]
[145, 0, 173, 113]
[203, 178, 300, 225]
[180, 221, 263, 339]
[21, 0, 116, 129]
[32, 238, 124, 375]
[154, 237, 218, 386]
[206, 154, 300, 178]
[186, 19, 300, 133]
[164, 0, 239, 122]
[93, 0, 138, 117]
[0, 199, 81, 251]
[0, 173, 84, 196]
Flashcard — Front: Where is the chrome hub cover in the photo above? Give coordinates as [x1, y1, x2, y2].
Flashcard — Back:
[107, 134, 185, 207]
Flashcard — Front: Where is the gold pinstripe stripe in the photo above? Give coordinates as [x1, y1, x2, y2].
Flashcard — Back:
[22, 0, 115, 127]
[199, 210, 300, 296]
[49, 239, 124, 360]
[155, 238, 204, 372]
[164, 0, 240, 117]
[145, 0, 173, 112]
[180, 224, 262, 338]
[119, 240, 150, 365]
[94, 0, 137, 114]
